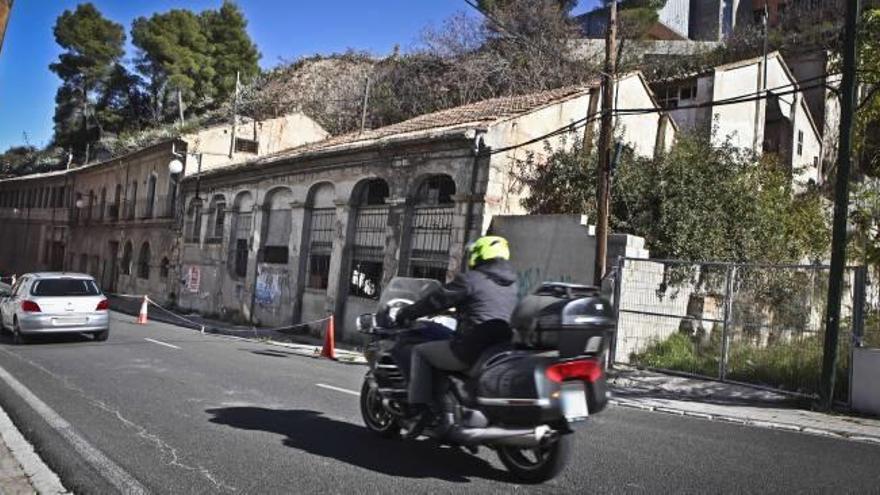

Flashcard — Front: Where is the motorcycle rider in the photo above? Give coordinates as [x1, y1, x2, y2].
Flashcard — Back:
[395, 235, 519, 435]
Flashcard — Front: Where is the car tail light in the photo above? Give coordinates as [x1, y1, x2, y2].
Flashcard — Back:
[546, 359, 602, 384]
[96, 299, 109, 311]
[21, 300, 41, 313]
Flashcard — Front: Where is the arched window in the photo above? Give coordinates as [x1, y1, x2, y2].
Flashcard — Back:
[145, 174, 157, 218]
[112, 184, 123, 220]
[137, 242, 151, 279]
[262, 188, 293, 264]
[184, 198, 203, 244]
[128, 181, 138, 219]
[230, 192, 254, 278]
[121, 241, 133, 275]
[99, 187, 107, 221]
[305, 183, 336, 290]
[159, 258, 170, 279]
[408, 175, 456, 281]
[206, 195, 227, 244]
[349, 178, 390, 299]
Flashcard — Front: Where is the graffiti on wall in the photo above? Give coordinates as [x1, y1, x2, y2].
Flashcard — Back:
[255, 269, 282, 306]
[517, 266, 574, 298]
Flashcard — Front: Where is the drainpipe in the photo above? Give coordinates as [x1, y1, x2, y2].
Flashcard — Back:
[463, 130, 486, 261]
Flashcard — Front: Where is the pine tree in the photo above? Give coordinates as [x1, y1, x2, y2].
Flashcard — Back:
[49, 3, 126, 153]
[202, 1, 261, 104]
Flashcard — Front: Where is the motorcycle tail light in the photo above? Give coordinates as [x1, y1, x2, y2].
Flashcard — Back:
[21, 300, 41, 313]
[546, 359, 602, 384]
[96, 299, 109, 311]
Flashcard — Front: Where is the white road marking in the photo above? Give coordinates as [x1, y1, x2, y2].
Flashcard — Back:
[316, 383, 360, 397]
[144, 338, 181, 349]
[0, 364, 147, 494]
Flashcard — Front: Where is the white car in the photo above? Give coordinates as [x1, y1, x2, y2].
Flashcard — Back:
[0, 273, 109, 344]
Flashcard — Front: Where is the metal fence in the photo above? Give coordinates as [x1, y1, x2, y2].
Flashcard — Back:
[610, 257, 866, 402]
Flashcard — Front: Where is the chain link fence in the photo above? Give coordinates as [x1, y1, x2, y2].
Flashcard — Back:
[611, 258, 865, 402]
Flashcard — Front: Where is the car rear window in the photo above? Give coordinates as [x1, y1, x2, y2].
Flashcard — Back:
[31, 279, 100, 297]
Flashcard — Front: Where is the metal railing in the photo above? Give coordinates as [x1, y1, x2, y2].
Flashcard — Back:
[611, 257, 864, 402]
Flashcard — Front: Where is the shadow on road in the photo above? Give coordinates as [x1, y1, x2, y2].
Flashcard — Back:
[0, 331, 96, 346]
[205, 407, 510, 483]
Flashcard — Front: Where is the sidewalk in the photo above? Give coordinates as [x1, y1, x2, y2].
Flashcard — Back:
[0, 404, 67, 494]
[108, 296, 367, 364]
[607, 365, 880, 445]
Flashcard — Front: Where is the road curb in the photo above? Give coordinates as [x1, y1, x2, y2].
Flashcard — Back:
[609, 398, 880, 446]
[0, 404, 68, 494]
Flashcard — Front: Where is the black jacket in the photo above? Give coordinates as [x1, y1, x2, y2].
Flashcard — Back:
[398, 259, 519, 364]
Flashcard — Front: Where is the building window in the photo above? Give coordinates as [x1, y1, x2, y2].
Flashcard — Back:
[234, 138, 259, 154]
[121, 241, 133, 275]
[206, 196, 226, 244]
[185, 198, 203, 244]
[408, 175, 455, 282]
[306, 208, 336, 289]
[349, 179, 390, 299]
[159, 258, 170, 279]
[797, 130, 804, 156]
[261, 188, 293, 264]
[230, 192, 254, 279]
[144, 174, 157, 218]
[137, 242, 151, 279]
[111, 184, 122, 220]
[679, 84, 697, 101]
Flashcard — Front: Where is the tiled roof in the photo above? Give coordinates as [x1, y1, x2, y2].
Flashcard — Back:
[253, 82, 600, 166]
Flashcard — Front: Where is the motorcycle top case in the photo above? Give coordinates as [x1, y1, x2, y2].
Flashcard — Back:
[511, 283, 616, 358]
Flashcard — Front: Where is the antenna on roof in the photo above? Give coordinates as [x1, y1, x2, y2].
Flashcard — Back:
[359, 76, 371, 134]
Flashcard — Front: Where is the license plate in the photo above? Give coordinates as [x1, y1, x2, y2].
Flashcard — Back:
[561, 383, 589, 422]
[53, 317, 87, 326]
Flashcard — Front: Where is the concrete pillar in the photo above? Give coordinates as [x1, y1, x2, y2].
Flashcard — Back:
[449, 194, 472, 276]
[382, 196, 407, 287]
[326, 200, 353, 336]
[243, 202, 263, 323]
[288, 201, 307, 323]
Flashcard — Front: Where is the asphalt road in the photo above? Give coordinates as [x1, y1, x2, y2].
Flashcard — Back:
[0, 313, 876, 494]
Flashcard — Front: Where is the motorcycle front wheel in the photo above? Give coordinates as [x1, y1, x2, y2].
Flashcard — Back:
[360, 378, 400, 438]
[497, 434, 573, 483]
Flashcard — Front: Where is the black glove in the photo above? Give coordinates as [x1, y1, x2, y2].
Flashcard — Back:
[394, 307, 413, 328]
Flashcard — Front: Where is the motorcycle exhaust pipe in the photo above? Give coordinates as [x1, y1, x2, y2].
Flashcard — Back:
[446, 425, 555, 447]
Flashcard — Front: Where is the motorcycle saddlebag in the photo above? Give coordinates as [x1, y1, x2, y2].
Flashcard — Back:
[475, 353, 547, 425]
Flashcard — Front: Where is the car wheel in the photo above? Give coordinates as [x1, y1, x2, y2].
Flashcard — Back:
[94, 329, 109, 342]
[12, 319, 27, 345]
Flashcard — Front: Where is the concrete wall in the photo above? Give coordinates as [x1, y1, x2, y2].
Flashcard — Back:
[488, 214, 649, 297]
[182, 113, 329, 175]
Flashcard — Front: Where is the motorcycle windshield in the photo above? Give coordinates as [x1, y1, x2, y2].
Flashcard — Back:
[379, 277, 442, 307]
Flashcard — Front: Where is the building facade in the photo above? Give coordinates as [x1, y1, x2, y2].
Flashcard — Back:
[175, 74, 676, 339]
[650, 52, 823, 187]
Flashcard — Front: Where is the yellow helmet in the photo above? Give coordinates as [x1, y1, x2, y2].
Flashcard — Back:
[468, 236, 510, 268]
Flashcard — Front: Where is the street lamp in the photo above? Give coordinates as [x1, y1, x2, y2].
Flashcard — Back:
[168, 158, 184, 175]
[75, 198, 85, 209]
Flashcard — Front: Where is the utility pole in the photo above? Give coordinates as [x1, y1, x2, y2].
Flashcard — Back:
[229, 71, 240, 158]
[177, 89, 185, 126]
[819, 0, 860, 410]
[359, 76, 371, 133]
[594, 0, 617, 286]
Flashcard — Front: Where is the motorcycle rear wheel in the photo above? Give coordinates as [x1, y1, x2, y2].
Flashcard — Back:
[360, 379, 400, 438]
[497, 434, 573, 483]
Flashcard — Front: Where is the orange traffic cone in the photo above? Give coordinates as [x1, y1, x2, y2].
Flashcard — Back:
[320, 315, 336, 360]
[137, 296, 149, 325]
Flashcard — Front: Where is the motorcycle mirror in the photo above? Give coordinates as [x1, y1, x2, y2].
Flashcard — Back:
[356, 313, 375, 333]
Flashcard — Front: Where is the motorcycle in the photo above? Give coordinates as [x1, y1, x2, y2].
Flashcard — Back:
[357, 277, 616, 483]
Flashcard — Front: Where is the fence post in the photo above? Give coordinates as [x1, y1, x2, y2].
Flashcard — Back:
[849, 266, 867, 406]
[609, 256, 625, 366]
[719, 265, 735, 381]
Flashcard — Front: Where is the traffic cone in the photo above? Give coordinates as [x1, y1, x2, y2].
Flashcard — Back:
[137, 296, 149, 325]
[320, 315, 336, 360]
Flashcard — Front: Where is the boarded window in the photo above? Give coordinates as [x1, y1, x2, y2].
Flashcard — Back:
[234, 138, 259, 154]
[121, 242, 133, 275]
[185, 199, 203, 243]
[138, 243, 151, 279]
[263, 246, 288, 264]
[234, 239, 249, 277]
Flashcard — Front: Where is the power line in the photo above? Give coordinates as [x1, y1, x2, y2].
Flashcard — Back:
[489, 76, 834, 155]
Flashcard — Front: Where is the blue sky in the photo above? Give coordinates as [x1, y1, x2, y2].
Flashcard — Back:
[0, 1, 598, 151]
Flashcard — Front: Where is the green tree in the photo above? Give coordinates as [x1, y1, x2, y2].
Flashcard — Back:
[132, 9, 216, 121]
[49, 3, 126, 153]
[514, 132, 829, 263]
[202, 1, 260, 103]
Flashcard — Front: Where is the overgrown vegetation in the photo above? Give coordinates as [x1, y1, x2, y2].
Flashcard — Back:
[514, 132, 830, 263]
